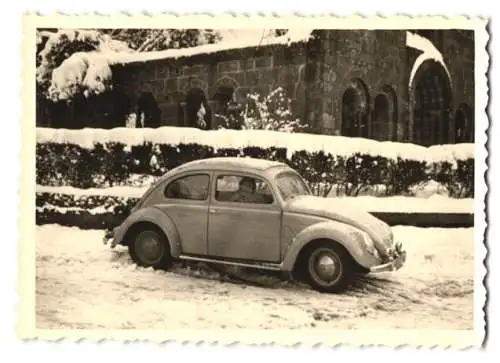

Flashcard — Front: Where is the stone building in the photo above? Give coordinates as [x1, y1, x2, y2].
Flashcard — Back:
[38, 29, 475, 146]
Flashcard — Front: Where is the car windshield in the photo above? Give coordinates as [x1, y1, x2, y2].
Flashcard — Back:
[275, 171, 311, 200]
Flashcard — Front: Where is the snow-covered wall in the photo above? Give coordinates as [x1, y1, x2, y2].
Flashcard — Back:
[37, 29, 475, 148]
[36, 126, 474, 164]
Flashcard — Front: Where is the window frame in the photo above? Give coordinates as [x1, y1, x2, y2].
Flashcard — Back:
[163, 172, 211, 202]
[212, 172, 278, 207]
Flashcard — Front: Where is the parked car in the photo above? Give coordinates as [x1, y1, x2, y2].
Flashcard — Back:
[104, 157, 406, 293]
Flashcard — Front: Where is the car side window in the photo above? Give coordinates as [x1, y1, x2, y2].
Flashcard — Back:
[215, 175, 274, 204]
[164, 174, 210, 201]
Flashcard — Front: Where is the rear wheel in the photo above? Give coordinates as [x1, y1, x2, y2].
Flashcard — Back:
[305, 241, 355, 293]
[128, 228, 172, 270]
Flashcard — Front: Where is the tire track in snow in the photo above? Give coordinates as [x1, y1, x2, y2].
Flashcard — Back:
[35, 225, 474, 330]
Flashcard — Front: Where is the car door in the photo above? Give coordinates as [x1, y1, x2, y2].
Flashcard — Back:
[207, 172, 282, 263]
[156, 172, 211, 255]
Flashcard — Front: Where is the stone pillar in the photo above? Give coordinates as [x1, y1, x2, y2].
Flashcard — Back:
[304, 30, 327, 133]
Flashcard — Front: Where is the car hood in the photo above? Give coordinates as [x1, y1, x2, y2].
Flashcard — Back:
[283, 195, 394, 252]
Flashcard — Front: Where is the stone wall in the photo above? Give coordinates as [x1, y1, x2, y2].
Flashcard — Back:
[442, 29, 475, 143]
[113, 29, 411, 140]
[112, 43, 308, 128]
[310, 30, 407, 141]
[38, 29, 475, 147]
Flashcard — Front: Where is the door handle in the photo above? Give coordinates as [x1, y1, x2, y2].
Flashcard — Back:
[209, 208, 218, 214]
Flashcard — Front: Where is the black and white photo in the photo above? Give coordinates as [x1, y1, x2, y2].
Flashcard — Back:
[19, 14, 488, 347]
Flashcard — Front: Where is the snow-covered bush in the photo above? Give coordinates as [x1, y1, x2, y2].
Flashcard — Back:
[48, 52, 114, 101]
[428, 159, 474, 198]
[217, 87, 308, 133]
[36, 142, 132, 188]
[37, 29, 133, 102]
[36, 29, 225, 103]
[288, 151, 430, 197]
[36, 137, 474, 198]
[99, 28, 222, 52]
[37, 30, 103, 95]
[36, 192, 139, 230]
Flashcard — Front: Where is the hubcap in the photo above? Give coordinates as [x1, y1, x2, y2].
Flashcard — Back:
[135, 231, 164, 265]
[316, 254, 337, 280]
[309, 248, 343, 286]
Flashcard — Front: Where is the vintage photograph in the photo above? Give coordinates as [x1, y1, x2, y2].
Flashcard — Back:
[21, 14, 488, 346]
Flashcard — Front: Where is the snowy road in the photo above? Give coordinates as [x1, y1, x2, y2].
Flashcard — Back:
[35, 225, 474, 330]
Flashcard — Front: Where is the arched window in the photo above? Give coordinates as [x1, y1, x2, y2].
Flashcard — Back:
[211, 85, 241, 129]
[183, 88, 211, 130]
[341, 78, 370, 138]
[213, 86, 234, 115]
[411, 60, 452, 146]
[371, 85, 398, 141]
[372, 94, 390, 141]
[210, 77, 241, 129]
[136, 92, 161, 128]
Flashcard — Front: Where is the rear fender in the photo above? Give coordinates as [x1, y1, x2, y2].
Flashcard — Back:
[281, 221, 380, 271]
[113, 206, 181, 258]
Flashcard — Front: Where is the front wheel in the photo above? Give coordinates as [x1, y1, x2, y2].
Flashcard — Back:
[305, 242, 354, 293]
[128, 228, 172, 270]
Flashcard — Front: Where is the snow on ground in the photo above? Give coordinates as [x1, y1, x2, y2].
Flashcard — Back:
[36, 184, 474, 214]
[334, 195, 473, 214]
[36, 127, 474, 164]
[35, 224, 474, 330]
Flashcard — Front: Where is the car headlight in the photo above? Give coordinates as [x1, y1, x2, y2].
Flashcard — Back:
[358, 231, 379, 258]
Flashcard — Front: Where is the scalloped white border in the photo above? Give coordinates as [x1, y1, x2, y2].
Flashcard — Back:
[18, 13, 489, 348]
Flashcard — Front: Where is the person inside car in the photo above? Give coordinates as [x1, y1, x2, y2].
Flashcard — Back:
[230, 177, 267, 204]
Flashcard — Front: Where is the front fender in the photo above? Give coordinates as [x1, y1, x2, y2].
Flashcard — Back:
[112, 206, 182, 258]
[281, 220, 381, 271]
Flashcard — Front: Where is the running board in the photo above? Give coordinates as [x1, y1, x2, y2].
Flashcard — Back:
[179, 254, 283, 271]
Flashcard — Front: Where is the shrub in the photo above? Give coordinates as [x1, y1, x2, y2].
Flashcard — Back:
[36, 127, 474, 198]
[36, 192, 139, 230]
[217, 87, 309, 133]
[36, 140, 474, 198]
[35, 191, 475, 231]
[428, 159, 475, 198]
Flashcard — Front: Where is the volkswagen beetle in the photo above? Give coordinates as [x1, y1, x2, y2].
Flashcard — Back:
[104, 157, 406, 293]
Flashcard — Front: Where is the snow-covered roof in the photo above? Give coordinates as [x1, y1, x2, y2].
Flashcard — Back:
[42, 29, 455, 103]
[107, 29, 315, 65]
[406, 31, 451, 88]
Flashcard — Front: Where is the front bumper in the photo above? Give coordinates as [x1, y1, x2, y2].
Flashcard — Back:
[369, 241, 406, 273]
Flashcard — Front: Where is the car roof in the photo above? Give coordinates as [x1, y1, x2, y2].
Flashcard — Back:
[138, 157, 295, 206]
[172, 157, 288, 173]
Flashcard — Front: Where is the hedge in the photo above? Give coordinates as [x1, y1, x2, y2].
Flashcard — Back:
[36, 192, 137, 230]
[36, 141, 474, 198]
[35, 192, 474, 230]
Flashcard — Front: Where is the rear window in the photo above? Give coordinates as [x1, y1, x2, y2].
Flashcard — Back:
[164, 174, 210, 201]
